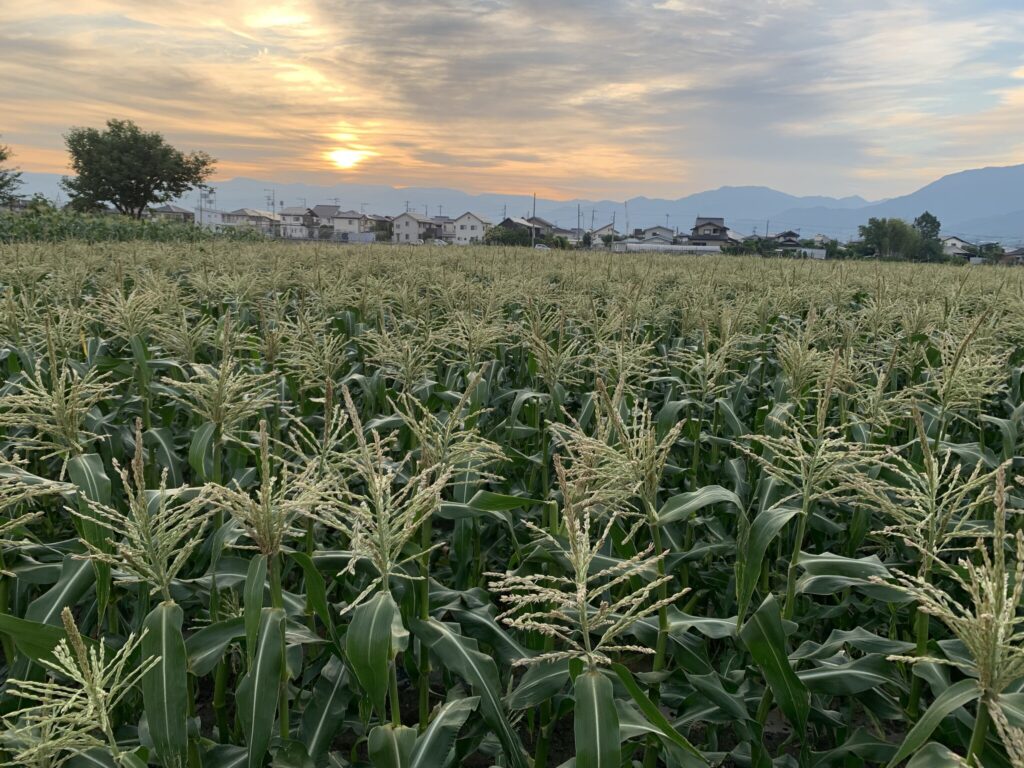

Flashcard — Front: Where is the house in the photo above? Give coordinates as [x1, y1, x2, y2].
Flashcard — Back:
[1000, 248, 1024, 265]
[433, 216, 457, 243]
[331, 210, 363, 238]
[195, 208, 228, 231]
[496, 217, 545, 240]
[642, 226, 674, 241]
[311, 204, 340, 224]
[552, 226, 584, 244]
[527, 216, 555, 237]
[592, 223, 620, 242]
[942, 236, 973, 257]
[453, 212, 492, 244]
[279, 206, 315, 239]
[392, 212, 437, 243]
[148, 204, 194, 223]
[685, 216, 736, 248]
[223, 208, 280, 234]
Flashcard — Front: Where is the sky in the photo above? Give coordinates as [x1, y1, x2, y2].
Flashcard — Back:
[2, 0, 1023, 201]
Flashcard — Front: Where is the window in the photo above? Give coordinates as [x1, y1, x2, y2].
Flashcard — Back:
[405, 233, 409, 240]
[460, 224, 466, 230]
[471, 225, 477, 231]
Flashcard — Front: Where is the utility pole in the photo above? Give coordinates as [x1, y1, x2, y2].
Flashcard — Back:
[438, 205, 443, 217]
[405, 200, 411, 213]
[578, 203, 582, 241]
[531, 193, 537, 248]
[502, 204, 507, 219]
[264, 188, 276, 213]
[625, 202, 630, 237]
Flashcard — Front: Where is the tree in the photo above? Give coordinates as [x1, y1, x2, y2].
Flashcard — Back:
[858, 217, 923, 261]
[0, 140, 22, 206]
[913, 211, 941, 241]
[62, 119, 215, 219]
[581, 231, 593, 248]
[484, 225, 531, 247]
[913, 211, 944, 262]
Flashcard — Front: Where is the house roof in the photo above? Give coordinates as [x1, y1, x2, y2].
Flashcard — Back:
[280, 206, 313, 215]
[333, 210, 362, 218]
[499, 217, 539, 229]
[457, 211, 493, 225]
[230, 208, 279, 220]
[395, 211, 434, 224]
[1005, 247, 1024, 257]
[151, 204, 192, 214]
[528, 216, 554, 228]
[312, 205, 341, 220]
[643, 225, 672, 234]
[694, 217, 726, 228]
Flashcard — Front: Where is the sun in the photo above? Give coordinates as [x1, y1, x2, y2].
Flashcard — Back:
[327, 148, 372, 170]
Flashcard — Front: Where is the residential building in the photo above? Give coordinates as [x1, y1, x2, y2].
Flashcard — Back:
[1000, 248, 1024, 265]
[223, 208, 279, 234]
[496, 217, 545, 241]
[684, 216, 737, 248]
[433, 215, 457, 243]
[195, 208, 228, 231]
[641, 225, 674, 241]
[527, 216, 555, 237]
[331, 210, 363, 238]
[592, 223, 620, 242]
[148, 204, 194, 223]
[392, 212, 437, 243]
[942, 236, 973, 257]
[279, 206, 315, 239]
[453, 212, 492, 244]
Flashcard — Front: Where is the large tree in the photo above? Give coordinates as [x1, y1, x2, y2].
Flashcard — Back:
[858, 217, 923, 261]
[62, 119, 215, 218]
[0, 140, 23, 206]
[913, 211, 944, 261]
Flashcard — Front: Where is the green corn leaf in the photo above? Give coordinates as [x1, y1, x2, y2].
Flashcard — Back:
[574, 671, 620, 768]
[244, 554, 267, 668]
[739, 595, 809, 737]
[0, 612, 67, 663]
[410, 618, 528, 768]
[25, 555, 94, 627]
[186, 616, 245, 676]
[300, 656, 352, 762]
[346, 592, 398, 720]
[188, 421, 217, 481]
[885, 679, 980, 768]
[237, 607, 285, 768]
[506, 660, 570, 710]
[657, 485, 744, 525]
[735, 505, 800, 624]
[610, 663, 706, 761]
[141, 601, 189, 768]
[409, 696, 479, 768]
[368, 724, 416, 768]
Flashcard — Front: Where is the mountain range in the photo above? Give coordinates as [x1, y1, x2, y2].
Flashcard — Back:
[17, 163, 1024, 244]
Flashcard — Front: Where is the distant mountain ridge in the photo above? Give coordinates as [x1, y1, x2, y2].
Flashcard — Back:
[16, 163, 1024, 244]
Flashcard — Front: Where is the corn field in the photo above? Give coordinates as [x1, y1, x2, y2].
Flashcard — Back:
[0, 241, 1023, 768]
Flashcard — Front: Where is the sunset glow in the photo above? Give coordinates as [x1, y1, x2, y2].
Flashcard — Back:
[1, 1, 1022, 199]
[327, 148, 373, 170]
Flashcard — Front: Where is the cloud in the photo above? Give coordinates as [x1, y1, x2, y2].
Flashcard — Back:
[1, 0, 1022, 199]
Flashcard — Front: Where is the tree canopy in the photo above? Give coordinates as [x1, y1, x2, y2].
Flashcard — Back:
[61, 119, 215, 218]
[859, 213, 946, 262]
[0, 141, 22, 206]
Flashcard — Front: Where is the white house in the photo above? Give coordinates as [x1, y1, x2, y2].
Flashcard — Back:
[453, 212, 492, 245]
[195, 208, 228, 231]
[332, 210, 363, 238]
[942, 236, 973, 257]
[280, 207, 314, 239]
[642, 225, 674, 241]
[392, 212, 436, 243]
[592, 223, 620, 242]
